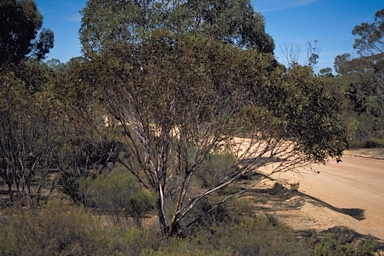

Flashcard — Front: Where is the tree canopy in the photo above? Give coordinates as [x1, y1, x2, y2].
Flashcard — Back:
[334, 8, 384, 141]
[80, 0, 274, 55]
[78, 0, 347, 237]
[353, 8, 384, 56]
[0, 0, 54, 70]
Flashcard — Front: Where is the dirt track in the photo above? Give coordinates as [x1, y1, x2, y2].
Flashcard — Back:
[270, 153, 384, 240]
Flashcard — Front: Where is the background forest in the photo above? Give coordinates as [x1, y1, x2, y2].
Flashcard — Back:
[0, 0, 383, 255]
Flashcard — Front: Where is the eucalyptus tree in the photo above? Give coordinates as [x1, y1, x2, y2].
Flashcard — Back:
[334, 8, 384, 141]
[79, 0, 347, 237]
[353, 8, 384, 56]
[80, 0, 274, 56]
[0, 0, 54, 70]
[0, 60, 64, 205]
[0, 0, 56, 204]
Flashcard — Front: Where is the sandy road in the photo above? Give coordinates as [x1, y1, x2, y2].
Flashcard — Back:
[272, 154, 384, 240]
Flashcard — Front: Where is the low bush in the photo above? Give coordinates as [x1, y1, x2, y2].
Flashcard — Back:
[364, 138, 384, 148]
[0, 203, 106, 255]
[80, 168, 156, 226]
[125, 190, 157, 228]
[0, 201, 380, 255]
[0, 202, 164, 256]
[143, 216, 308, 256]
[58, 170, 85, 202]
[347, 139, 365, 149]
[195, 152, 239, 188]
[310, 227, 378, 256]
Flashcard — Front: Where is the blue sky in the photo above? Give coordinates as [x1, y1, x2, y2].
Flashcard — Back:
[36, 0, 383, 71]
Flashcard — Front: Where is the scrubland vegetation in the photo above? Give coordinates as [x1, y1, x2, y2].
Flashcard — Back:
[1, 0, 384, 254]
[0, 169, 380, 255]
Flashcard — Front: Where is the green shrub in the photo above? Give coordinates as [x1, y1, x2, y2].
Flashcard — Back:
[126, 191, 156, 228]
[183, 196, 232, 230]
[195, 152, 239, 188]
[0, 203, 106, 256]
[58, 170, 85, 202]
[140, 240, 229, 256]
[197, 216, 308, 256]
[80, 168, 155, 226]
[102, 225, 162, 256]
[0, 203, 163, 256]
[311, 232, 377, 256]
[0, 201, 378, 255]
[365, 138, 384, 148]
[143, 216, 308, 256]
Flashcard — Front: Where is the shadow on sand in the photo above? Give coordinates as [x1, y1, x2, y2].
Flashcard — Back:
[244, 182, 366, 221]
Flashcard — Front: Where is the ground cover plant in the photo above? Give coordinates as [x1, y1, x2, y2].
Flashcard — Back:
[0, 193, 381, 256]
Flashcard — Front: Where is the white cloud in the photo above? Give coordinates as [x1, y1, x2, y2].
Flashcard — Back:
[66, 14, 81, 22]
[252, 0, 321, 12]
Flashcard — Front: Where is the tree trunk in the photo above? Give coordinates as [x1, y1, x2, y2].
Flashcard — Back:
[156, 195, 169, 237]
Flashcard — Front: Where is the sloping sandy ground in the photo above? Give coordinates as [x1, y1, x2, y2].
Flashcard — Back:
[260, 149, 384, 241]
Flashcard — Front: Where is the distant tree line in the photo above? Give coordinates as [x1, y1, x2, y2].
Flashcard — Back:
[333, 8, 384, 147]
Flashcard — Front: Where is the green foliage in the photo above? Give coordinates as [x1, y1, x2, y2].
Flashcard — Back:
[45, 58, 65, 71]
[58, 170, 84, 202]
[78, 19, 347, 236]
[83, 30, 277, 235]
[0, 200, 379, 255]
[0, 204, 106, 256]
[78, 0, 347, 237]
[53, 56, 102, 111]
[143, 216, 308, 256]
[260, 66, 348, 162]
[195, 152, 239, 188]
[311, 231, 377, 256]
[0, 0, 54, 70]
[364, 138, 384, 148]
[80, 0, 274, 55]
[126, 190, 157, 228]
[80, 169, 155, 226]
[334, 56, 384, 146]
[352, 8, 384, 56]
[0, 62, 66, 204]
[319, 67, 333, 77]
[11, 58, 53, 92]
[57, 138, 125, 204]
[335, 8, 384, 143]
[0, 203, 161, 256]
[182, 196, 232, 231]
[169, 0, 275, 52]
